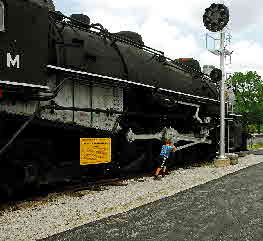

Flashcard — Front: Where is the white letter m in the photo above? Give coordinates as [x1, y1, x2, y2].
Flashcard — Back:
[7, 53, 20, 68]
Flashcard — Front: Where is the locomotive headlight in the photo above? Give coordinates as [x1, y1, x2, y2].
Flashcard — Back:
[0, 1, 4, 32]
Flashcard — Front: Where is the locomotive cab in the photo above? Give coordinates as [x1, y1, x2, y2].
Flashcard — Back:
[0, 0, 49, 94]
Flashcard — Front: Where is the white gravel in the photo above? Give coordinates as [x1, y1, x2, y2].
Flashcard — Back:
[0, 154, 262, 241]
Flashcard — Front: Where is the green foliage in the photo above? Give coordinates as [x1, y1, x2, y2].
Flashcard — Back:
[247, 124, 257, 133]
[247, 143, 263, 150]
[227, 71, 263, 130]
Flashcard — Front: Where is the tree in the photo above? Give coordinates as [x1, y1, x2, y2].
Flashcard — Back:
[227, 71, 263, 133]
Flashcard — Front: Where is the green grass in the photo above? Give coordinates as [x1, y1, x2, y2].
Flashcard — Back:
[247, 143, 263, 150]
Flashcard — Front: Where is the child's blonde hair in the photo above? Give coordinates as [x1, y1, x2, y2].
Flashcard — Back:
[164, 138, 172, 144]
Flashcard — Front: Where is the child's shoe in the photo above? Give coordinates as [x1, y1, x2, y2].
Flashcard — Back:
[162, 171, 170, 177]
[153, 175, 161, 180]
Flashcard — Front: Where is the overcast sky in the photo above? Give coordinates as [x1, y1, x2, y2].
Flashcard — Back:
[53, 0, 263, 77]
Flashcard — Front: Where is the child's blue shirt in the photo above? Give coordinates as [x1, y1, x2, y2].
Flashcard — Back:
[160, 144, 174, 159]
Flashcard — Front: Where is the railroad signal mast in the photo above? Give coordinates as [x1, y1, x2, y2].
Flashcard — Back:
[203, 1, 232, 160]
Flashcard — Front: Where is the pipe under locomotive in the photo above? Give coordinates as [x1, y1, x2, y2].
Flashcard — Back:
[0, 0, 245, 196]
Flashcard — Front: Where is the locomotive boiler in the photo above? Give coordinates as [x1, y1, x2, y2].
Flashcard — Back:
[0, 0, 244, 196]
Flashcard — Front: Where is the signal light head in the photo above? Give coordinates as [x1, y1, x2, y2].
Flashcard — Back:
[210, 68, 222, 83]
[203, 3, 229, 32]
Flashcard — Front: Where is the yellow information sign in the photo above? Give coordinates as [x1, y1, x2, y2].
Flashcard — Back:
[80, 138, 111, 165]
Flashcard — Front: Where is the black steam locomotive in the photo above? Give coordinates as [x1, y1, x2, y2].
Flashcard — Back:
[0, 0, 245, 196]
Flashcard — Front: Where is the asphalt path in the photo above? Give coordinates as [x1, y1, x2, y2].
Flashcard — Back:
[41, 162, 263, 241]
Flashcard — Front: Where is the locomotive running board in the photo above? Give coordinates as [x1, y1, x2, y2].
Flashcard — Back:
[46, 65, 220, 104]
[0, 80, 50, 91]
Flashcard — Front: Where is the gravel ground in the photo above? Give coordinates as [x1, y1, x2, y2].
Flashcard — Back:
[0, 154, 262, 241]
